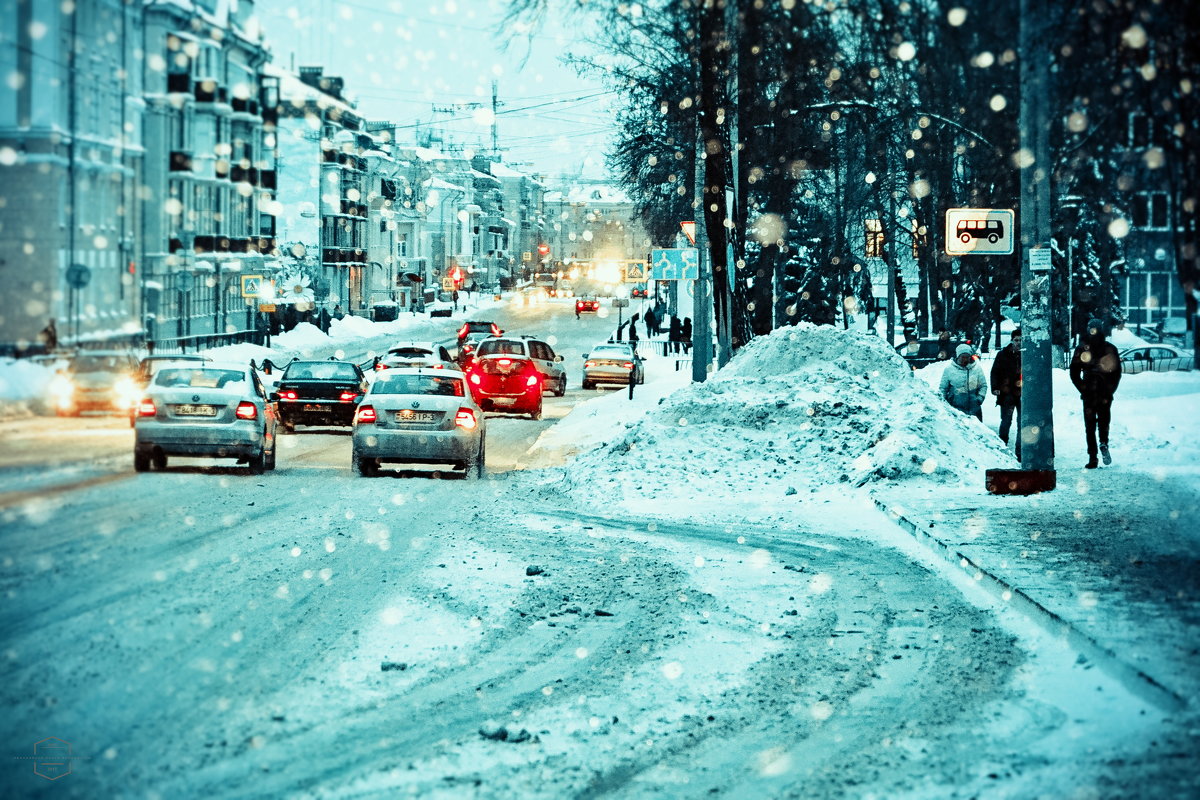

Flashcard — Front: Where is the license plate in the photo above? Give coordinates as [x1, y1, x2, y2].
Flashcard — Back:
[492, 397, 517, 407]
[176, 404, 216, 417]
[395, 410, 437, 423]
[302, 403, 326, 412]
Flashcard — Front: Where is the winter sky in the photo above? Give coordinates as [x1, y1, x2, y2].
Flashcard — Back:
[254, 0, 615, 180]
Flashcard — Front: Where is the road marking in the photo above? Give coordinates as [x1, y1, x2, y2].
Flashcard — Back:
[0, 471, 131, 510]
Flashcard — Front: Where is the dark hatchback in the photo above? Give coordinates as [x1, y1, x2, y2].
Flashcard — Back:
[274, 359, 369, 432]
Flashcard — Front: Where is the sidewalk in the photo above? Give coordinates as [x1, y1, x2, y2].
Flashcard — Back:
[871, 466, 1200, 718]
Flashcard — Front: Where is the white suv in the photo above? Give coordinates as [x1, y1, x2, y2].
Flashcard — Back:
[473, 336, 567, 396]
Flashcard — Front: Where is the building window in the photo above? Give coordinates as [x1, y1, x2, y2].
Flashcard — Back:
[1133, 192, 1170, 230]
[865, 219, 883, 258]
[1150, 192, 1168, 229]
[1130, 112, 1152, 149]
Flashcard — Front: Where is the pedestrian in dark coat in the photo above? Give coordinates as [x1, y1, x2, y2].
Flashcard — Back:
[643, 307, 657, 340]
[1070, 318, 1122, 469]
[990, 328, 1022, 458]
[317, 306, 332, 333]
[668, 316, 683, 354]
[38, 318, 57, 351]
[628, 313, 640, 352]
[681, 317, 692, 353]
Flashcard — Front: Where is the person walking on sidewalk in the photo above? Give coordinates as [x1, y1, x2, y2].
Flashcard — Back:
[668, 315, 682, 354]
[990, 328, 1022, 458]
[939, 344, 988, 421]
[681, 317, 692, 353]
[1070, 317, 1122, 469]
[643, 307, 657, 340]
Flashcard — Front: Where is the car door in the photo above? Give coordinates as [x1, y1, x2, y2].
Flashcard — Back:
[530, 340, 565, 384]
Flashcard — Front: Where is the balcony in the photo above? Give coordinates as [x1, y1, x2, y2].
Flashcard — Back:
[169, 151, 193, 172]
[192, 234, 215, 252]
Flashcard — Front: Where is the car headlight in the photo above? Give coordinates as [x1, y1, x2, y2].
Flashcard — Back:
[48, 374, 74, 406]
[113, 377, 140, 407]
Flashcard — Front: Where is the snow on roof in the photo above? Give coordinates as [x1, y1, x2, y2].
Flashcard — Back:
[266, 63, 358, 116]
[566, 184, 631, 204]
[489, 162, 529, 179]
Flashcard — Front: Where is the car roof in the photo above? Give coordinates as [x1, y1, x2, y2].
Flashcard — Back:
[286, 359, 354, 366]
[141, 354, 210, 363]
[387, 342, 441, 351]
[375, 366, 466, 376]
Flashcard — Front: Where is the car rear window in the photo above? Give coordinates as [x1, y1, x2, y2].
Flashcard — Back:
[389, 347, 434, 358]
[591, 346, 631, 358]
[285, 362, 359, 380]
[154, 368, 245, 388]
[373, 374, 465, 397]
[476, 340, 526, 357]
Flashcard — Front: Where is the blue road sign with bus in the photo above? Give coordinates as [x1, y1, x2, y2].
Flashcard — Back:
[650, 248, 699, 280]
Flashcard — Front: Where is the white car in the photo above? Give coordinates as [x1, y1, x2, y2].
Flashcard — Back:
[1120, 345, 1194, 373]
[582, 341, 645, 388]
[375, 342, 456, 371]
[133, 362, 279, 474]
[351, 367, 486, 479]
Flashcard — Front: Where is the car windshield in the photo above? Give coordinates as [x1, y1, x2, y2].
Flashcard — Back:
[72, 355, 130, 372]
[285, 362, 359, 380]
[477, 340, 526, 357]
[373, 374, 465, 397]
[153, 368, 245, 388]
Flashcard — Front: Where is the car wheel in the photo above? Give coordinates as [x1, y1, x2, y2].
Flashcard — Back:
[247, 450, 265, 475]
[151, 451, 168, 471]
[582, 380, 593, 390]
[134, 451, 150, 472]
[280, 420, 295, 434]
[265, 436, 277, 471]
[555, 376, 567, 397]
[530, 403, 542, 421]
[352, 453, 376, 477]
[465, 443, 485, 479]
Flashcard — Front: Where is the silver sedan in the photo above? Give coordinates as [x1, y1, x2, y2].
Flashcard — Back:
[351, 368, 486, 479]
[133, 363, 279, 473]
[582, 342, 645, 388]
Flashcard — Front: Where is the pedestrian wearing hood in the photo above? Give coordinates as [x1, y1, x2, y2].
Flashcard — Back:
[990, 328, 1022, 458]
[1070, 318, 1122, 469]
[939, 344, 988, 421]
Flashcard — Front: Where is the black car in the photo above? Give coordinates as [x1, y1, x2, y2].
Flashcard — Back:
[895, 337, 966, 370]
[273, 359, 369, 432]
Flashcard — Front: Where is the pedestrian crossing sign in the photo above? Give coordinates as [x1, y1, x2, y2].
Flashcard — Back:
[241, 275, 264, 298]
[624, 263, 646, 282]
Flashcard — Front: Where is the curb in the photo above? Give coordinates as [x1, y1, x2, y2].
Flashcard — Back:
[870, 494, 1187, 713]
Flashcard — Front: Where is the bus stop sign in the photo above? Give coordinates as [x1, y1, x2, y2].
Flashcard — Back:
[944, 208, 1015, 256]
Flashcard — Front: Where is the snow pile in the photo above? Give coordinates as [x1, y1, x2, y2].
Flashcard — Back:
[0, 357, 57, 417]
[539, 324, 1015, 510]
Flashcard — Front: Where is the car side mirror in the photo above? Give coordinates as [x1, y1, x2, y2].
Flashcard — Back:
[582, 353, 589, 359]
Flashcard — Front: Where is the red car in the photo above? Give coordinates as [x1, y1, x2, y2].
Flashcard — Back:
[465, 354, 543, 420]
[575, 298, 600, 314]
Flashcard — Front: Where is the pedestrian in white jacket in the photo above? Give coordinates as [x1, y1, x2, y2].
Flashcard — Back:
[939, 343, 988, 421]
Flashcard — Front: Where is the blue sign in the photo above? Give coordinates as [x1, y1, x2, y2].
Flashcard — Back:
[650, 248, 699, 280]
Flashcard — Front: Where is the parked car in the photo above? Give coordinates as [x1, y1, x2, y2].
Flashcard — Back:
[133, 362, 278, 473]
[1120, 345, 1194, 374]
[465, 354, 545, 419]
[375, 342, 455, 371]
[47, 350, 140, 416]
[575, 297, 601, 315]
[895, 337, 966, 370]
[129, 354, 213, 426]
[274, 359, 369, 433]
[473, 335, 567, 396]
[351, 368, 485, 479]
[582, 341, 645, 388]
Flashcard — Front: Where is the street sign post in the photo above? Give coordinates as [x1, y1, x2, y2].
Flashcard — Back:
[944, 208, 1015, 256]
[650, 248, 699, 280]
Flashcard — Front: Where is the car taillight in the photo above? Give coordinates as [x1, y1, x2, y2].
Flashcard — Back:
[137, 399, 156, 417]
[236, 401, 257, 420]
[490, 324, 501, 335]
[526, 374, 540, 387]
[584, 361, 596, 369]
[455, 408, 478, 430]
[469, 373, 481, 385]
[375, 363, 388, 371]
[623, 361, 634, 369]
[356, 405, 377, 424]
[458, 324, 469, 339]
[431, 363, 444, 369]
[339, 391, 359, 402]
[280, 390, 298, 400]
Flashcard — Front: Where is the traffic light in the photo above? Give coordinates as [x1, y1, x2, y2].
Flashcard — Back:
[537, 243, 550, 257]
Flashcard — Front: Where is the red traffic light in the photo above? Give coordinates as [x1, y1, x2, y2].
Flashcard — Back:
[537, 243, 550, 256]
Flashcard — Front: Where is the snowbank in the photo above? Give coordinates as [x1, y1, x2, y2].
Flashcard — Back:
[536, 325, 1015, 513]
[0, 357, 57, 417]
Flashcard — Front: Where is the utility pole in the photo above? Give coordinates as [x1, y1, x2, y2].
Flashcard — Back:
[989, 0, 1056, 495]
[697, 0, 730, 370]
[692, 122, 713, 383]
[491, 80, 499, 157]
